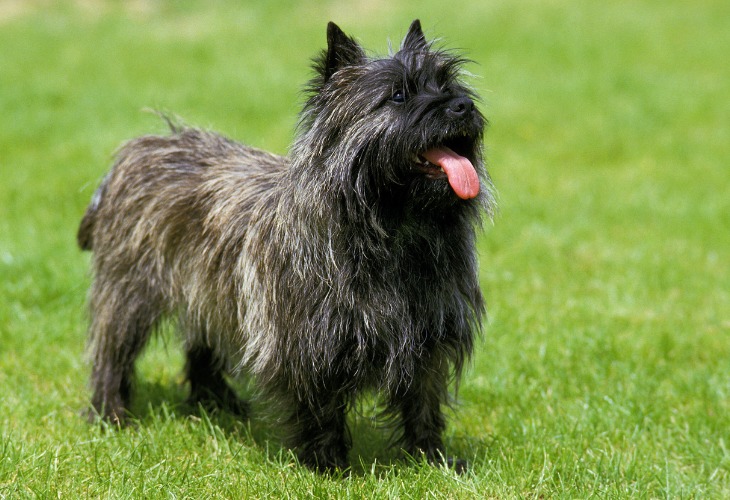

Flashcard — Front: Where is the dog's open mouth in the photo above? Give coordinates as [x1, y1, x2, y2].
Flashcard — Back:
[414, 138, 480, 200]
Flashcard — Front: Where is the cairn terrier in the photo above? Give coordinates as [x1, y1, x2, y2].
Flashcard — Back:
[78, 19, 494, 472]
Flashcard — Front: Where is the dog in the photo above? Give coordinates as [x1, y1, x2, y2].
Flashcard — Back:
[78, 19, 494, 472]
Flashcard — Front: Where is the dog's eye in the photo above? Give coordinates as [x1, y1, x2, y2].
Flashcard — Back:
[391, 90, 406, 104]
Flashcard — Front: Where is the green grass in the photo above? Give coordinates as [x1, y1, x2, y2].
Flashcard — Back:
[2, 0, 729, 497]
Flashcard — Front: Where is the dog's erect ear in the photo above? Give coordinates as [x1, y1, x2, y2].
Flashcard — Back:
[401, 19, 428, 51]
[324, 22, 366, 82]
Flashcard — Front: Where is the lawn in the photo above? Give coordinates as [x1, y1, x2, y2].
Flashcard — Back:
[1, 0, 729, 497]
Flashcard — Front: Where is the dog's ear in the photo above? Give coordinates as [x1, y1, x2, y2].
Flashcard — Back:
[324, 22, 366, 82]
[401, 19, 428, 51]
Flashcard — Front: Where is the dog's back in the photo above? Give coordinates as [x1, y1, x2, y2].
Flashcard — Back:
[78, 128, 286, 255]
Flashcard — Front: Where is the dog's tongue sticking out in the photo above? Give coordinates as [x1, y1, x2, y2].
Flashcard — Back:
[422, 147, 480, 200]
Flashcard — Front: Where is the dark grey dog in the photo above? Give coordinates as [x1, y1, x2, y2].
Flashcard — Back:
[78, 19, 494, 472]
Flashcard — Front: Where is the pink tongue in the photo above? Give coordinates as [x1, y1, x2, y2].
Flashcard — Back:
[422, 147, 480, 200]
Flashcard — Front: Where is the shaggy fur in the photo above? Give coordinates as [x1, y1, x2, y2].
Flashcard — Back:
[78, 20, 494, 472]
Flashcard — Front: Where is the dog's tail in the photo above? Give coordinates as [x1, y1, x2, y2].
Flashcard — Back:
[77, 207, 96, 251]
[78, 112, 181, 252]
[77, 174, 109, 251]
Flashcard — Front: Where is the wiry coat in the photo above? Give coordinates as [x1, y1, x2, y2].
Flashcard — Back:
[78, 20, 494, 472]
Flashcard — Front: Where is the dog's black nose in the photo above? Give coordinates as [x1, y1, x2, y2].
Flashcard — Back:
[446, 96, 474, 118]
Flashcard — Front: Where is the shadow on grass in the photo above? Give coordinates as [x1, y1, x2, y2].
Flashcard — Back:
[120, 377, 492, 477]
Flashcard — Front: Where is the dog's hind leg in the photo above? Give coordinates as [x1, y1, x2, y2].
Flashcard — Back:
[185, 341, 250, 418]
[87, 279, 160, 425]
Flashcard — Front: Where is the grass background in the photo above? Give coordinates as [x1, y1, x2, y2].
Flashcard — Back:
[1, 0, 729, 497]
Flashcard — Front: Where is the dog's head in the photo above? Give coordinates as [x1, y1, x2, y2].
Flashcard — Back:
[296, 20, 492, 217]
